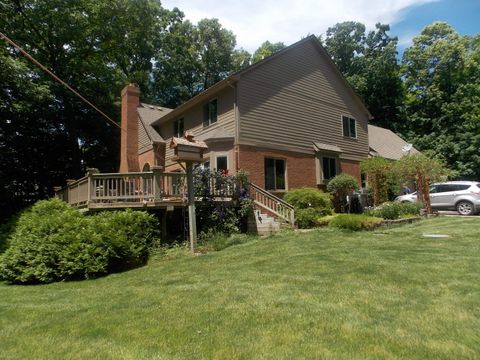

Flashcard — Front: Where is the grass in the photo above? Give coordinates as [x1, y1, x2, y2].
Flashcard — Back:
[1, 217, 480, 359]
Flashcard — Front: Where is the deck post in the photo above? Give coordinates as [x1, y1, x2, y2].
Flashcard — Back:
[151, 165, 163, 201]
[186, 161, 197, 253]
[86, 168, 99, 206]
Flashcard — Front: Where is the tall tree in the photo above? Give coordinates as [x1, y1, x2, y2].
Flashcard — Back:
[402, 22, 480, 179]
[196, 18, 237, 89]
[153, 16, 245, 107]
[0, 0, 175, 219]
[323, 22, 404, 129]
[252, 41, 286, 63]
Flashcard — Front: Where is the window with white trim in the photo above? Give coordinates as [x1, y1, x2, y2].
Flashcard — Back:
[342, 116, 357, 138]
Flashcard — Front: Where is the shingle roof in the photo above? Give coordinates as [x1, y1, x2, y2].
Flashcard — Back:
[368, 124, 419, 160]
[137, 103, 172, 143]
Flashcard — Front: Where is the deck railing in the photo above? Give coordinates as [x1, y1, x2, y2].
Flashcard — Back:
[249, 183, 295, 225]
[55, 168, 186, 208]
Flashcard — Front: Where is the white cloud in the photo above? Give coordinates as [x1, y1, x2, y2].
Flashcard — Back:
[161, 0, 437, 52]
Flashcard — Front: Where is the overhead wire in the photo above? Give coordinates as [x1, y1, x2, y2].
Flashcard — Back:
[0, 31, 121, 130]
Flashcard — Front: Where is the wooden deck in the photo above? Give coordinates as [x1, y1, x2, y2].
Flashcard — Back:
[55, 168, 295, 225]
[55, 169, 187, 210]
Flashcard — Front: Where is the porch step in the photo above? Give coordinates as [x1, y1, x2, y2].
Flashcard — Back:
[247, 210, 281, 236]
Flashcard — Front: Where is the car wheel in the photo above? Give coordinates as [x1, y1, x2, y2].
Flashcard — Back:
[456, 201, 474, 216]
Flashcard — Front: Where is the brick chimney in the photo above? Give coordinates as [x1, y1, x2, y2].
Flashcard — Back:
[119, 84, 140, 172]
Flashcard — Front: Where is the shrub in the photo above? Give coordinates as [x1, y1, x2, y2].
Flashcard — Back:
[0, 199, 160, 284]
[317, 215, 337, 227]
[91, 210, 160, 271]
[0, 214, 20, 254]
[329, 214, 383, 231]
[284, 188, 332, 210]
[367, 201, 422, 220]
[284, 188, 333, 228]
[326, 173, 360, 213]
[194, 168, 253, 235]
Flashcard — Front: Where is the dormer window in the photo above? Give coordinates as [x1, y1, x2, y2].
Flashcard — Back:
[203, 99, 218, 127]
[173, 118, 184, 137]
[342, 116, 357, 138]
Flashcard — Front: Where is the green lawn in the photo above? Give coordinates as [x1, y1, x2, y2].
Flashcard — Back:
[1, 217, 479, 359]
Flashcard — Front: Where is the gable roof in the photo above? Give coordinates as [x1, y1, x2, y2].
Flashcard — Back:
[151, 35, 372, 127]
[368, 124, 419, 160]
[137, 103, 172, 143]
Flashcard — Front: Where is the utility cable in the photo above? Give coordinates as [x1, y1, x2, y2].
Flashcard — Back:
[0, 31, 121, 129]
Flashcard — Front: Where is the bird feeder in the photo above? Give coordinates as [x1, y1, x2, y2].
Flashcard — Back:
[169, 132, 208, 253]
[170, 131, 208, 162]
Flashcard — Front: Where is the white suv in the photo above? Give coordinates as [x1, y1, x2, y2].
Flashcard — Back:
[395, 181, 480, 215]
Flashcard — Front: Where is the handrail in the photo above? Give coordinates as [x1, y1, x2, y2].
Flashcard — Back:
[249, 183, 295, 225]
[55, 171, 187, 208]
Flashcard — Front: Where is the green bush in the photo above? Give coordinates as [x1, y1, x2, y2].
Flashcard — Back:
[317, 215, 337, 227]
[326, 173, 359, 195]
[329, 214, 383, 231]
[367, 201, 422, 220]
[284, 188, 333, 228]
[0, 214, 20, 254]
[91, 210, 160, 272]
[0, 199, 160, 284]
[295, 208, 322, 229]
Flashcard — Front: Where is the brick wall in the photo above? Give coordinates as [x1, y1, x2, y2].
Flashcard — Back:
[340, 159, 361, 184]
[138, 144, 166, 171]
[237, 145, 317, 191]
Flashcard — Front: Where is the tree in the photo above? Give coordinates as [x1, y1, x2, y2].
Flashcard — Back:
[196, 18, 237, 89]
[360, 157, 393, 206]
[323, 22, 404, 130]
[402, 22, 480, 179]
[252, 41, 286, 63]
[0, 0, 175, 219]
[395, 153, 449, 214]
[153, 16, 202, 107]
[153, 16, 243, 107]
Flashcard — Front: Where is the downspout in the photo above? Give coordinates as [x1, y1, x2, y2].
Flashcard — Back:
[227, 80, 240, 172]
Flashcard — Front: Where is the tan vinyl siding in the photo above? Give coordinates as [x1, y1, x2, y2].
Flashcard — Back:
[160, 87, 236, 167]
[138, 117, 152, 154]
[237, 40, 369, 161]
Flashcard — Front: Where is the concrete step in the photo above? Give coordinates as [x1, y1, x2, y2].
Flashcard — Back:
[248, 209, 282, 235]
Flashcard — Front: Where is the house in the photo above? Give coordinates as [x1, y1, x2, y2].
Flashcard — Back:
[119, 35, 372, 196]
[368, 124, 419, 160]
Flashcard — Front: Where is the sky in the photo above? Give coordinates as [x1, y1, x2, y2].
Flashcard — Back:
[161, 0, 480, 55]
